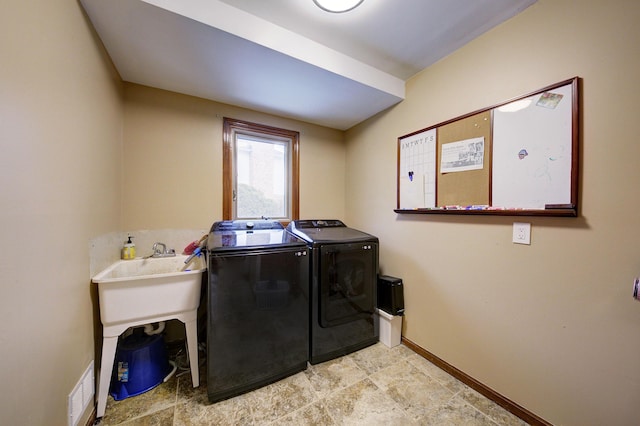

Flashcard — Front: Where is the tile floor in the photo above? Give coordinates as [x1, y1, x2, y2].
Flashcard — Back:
[97, 342, 529, 425]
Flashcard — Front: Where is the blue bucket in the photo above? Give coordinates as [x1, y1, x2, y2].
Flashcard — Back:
[110, 331, 171, 401]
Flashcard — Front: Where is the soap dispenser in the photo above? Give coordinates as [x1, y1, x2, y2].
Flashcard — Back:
[122, 235, 136, 260]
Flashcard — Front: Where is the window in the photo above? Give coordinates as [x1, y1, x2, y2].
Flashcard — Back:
[223, 118, 299, 222]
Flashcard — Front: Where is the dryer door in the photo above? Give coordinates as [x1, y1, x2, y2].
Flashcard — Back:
[319, 242, 377, 327]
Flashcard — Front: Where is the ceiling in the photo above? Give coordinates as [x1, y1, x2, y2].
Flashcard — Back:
[80, 0, 536, 130]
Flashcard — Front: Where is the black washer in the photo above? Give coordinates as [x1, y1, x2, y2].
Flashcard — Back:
[206, 220, 309, 402]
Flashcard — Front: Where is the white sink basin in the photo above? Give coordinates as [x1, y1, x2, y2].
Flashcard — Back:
[92, 255, 206, 328]
[92, 254, 206, 418]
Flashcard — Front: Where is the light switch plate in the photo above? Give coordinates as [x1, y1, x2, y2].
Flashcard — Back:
[513, 222, 531, 245]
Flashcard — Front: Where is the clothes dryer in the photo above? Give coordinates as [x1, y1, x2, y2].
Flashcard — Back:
[286, 220, 379, 364]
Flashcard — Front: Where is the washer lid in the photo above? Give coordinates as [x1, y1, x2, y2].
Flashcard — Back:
[207, 228, 306, 251]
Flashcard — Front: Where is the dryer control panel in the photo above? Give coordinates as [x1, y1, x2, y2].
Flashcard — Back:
[290, 219, 345, 229]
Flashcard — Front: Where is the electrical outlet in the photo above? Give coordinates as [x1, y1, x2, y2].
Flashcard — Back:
[512, 222, 531, 245]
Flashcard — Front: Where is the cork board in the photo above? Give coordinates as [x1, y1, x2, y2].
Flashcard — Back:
[436, 110, 491, 207]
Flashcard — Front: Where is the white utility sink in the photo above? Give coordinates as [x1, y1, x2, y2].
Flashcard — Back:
[93, 255, 206, 327]
[92, 254, 206, 419]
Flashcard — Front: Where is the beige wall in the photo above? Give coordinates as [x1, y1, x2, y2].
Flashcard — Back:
[5, 0, 639, 424]
[345, 1, 640, 425]
[0, 2, 343, 422]
[0, 0, 123, 424]
[122, 83, 346, 230]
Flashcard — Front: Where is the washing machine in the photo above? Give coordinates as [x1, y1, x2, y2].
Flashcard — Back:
[206, 220, 309, 402]
[286, 219, 379, 364]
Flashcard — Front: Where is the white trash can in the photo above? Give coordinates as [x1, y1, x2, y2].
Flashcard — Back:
[377, 308, 402, 348]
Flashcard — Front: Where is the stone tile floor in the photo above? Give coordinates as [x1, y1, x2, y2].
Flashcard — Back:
[97, 343, 529, 425]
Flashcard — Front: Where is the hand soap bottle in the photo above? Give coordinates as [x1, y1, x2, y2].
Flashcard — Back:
[121, 235, 136, 260]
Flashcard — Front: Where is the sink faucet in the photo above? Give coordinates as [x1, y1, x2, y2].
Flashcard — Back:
[151, 242, 176, 258]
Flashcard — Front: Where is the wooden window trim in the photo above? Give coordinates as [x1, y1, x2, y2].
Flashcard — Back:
[223, 117, 299, 223]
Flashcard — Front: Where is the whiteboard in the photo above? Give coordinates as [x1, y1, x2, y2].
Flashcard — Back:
[398, 128, 436, 209]
[492, 82, 573, 209]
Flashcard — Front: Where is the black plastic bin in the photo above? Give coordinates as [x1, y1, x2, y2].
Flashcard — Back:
[377, 275, 405, 316]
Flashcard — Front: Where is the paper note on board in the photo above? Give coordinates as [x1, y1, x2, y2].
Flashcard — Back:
[440, 137, 485, 173]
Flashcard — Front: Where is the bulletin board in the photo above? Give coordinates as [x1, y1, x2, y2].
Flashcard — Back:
[395, 77, 579, 217]
[437, 110, 492, 207]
